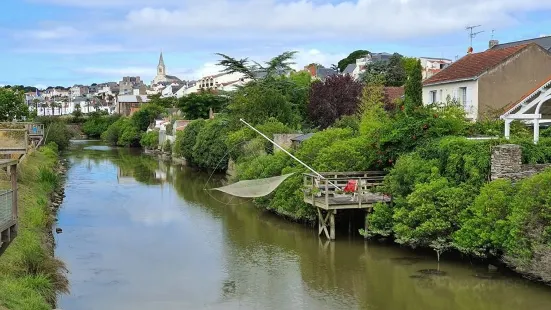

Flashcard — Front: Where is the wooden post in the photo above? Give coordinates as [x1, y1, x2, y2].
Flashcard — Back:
[324, 179, 329, 208]
[10, 164, 17, 221]
[330, 210, 336, 240]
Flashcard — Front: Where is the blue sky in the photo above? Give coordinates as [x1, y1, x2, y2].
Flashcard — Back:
[2, 0, 551, 88]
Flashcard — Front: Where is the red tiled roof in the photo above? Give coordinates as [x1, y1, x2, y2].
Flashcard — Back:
[383, 87, 404, 104]
[423, 44, 531, 86]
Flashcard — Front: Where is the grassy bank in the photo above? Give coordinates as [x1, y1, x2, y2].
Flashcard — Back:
[0, 143, 68, 310]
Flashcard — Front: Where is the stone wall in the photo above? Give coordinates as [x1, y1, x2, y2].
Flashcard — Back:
[491, 144, 551, 182]
[273, 134, 301, 152]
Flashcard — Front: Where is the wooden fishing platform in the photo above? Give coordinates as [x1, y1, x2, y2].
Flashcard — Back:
[0, 159, 18, 255]
[0, 122, 44, 153]
[303, 171, 391, 240]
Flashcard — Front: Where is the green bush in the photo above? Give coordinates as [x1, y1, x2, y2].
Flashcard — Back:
[226, 118, 295, 161]
[82, 114, 120, 138]
[44, 121, 72, 151]
[192, 118, 229, 171]
[140, 130, 159, 149]
[174, 119, 205, 163]
[131, 104, 166, 132]
[101, 117, 141, 147]
[313, 136, 375, 172]
[504, 169, 551, 282]
[163, 140, 172, 153]
[393, 178, 473, 258]
[454, 179, 514, 257]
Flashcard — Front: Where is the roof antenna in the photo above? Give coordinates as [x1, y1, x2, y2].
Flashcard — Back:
[491, 29, 496, 40]
[466, 25, 484, 51]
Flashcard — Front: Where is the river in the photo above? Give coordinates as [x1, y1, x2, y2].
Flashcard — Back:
[55, 141, 551, 310]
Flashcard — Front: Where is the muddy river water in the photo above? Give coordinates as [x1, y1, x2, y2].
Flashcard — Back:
[56, 141, 551, 310]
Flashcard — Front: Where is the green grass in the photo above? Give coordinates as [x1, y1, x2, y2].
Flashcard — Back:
[0, 144, 68, 309]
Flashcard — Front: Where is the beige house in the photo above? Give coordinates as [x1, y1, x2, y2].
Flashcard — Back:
[423, 43, 551, 120]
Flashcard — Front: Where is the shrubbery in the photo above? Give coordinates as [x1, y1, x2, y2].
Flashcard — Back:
[140, 130, 159, 150]
[82, 113, 120, 138]
[173, 119, 205, 163]
[101, 117, 141, 147]
[192, 118, 230, 171]
[44, 121, 73, 151]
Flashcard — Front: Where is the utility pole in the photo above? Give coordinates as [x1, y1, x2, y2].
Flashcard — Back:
[466, 25, 484, 48]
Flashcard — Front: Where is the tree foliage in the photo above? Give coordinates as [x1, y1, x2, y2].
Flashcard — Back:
[140, 130, 159, 150]
[337, 50, 369, 72]
[174, 119, 205, 163]
[192, 118, 229, 171]
[227, 80, 298, 127]
[404, 59, 423, 109]
[147, 94, 177, 108]
[177, 91, 228, 120]
[131, 104, 166, 132]
[216, 51, 297, 81]
[82, 113, 120, 138]
[0, 88, 29, 121]
[307, 74, 362, 129]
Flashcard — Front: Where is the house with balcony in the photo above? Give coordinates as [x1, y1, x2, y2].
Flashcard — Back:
[418, 57, 453, 80]
[422, 43, 551, 120]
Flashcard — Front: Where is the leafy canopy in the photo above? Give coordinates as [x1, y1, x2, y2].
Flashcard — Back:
[0, 88, 29, 121]
[177, 91, 228, 120]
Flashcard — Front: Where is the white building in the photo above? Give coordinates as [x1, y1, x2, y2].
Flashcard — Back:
[418, 57, 453, 80]
[422, 43, 551, 121]
[70, 85, 89, 98]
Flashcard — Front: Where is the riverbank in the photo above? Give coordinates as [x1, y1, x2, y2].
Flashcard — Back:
[0, 143, 68, 310]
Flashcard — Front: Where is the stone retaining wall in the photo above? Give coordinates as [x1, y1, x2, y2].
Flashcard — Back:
[491, 144, 551, 182]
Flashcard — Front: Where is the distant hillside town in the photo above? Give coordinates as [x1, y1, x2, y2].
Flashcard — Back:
[13, 34, 551, 120]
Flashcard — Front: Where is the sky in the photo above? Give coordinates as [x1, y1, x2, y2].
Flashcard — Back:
[2, 0, 551, 88]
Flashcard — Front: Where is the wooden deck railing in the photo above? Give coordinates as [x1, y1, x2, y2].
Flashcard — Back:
[0, 190, 14, 232]
[0, 129, 28, 155]
[303, 171, 389, 210]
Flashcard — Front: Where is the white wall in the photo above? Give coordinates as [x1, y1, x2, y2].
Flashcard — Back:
[423, 80, 479, 119]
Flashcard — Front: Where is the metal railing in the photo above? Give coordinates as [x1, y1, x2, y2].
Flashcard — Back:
[0, 190, 14, 230]
[27, 123, 44, 136]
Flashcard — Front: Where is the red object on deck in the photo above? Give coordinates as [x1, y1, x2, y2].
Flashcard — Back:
[343, 180, 357, 193]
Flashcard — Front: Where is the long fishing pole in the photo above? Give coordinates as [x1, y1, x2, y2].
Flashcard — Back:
[239, 118, 342, 191]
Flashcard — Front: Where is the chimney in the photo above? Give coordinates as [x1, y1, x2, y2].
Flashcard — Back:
[489, 40, 499, 49]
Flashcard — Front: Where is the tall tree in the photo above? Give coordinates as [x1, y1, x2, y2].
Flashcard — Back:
[0, 88, 29, 121]
[307, 74, 363, 129]
[337, 50, 370, 73]
[178, 91, 229, 119]
[215, 51, 297, 81]
[385, 53, 407, 87]
[401, 57, 419, 77]
[404, 59, 423, 109]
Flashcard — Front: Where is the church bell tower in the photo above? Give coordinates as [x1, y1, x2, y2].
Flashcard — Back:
[157, 52, 166, 76]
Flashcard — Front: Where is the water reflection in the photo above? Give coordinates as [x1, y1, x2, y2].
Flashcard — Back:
[57, 142, 551, 310]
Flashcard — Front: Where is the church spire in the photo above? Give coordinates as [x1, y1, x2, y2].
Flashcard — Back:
[157, 51, 166, 76]
[158, 51, 165, 67]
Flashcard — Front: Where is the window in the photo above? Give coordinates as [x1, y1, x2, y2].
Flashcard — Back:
[458, 87, 467, 106]
[429, 91, 437, 103]
[439, 90, 443, 102]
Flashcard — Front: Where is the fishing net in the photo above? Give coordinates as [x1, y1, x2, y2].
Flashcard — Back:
[210, 173, 295, 198]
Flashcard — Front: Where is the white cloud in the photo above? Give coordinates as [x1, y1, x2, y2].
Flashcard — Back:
[21, 26, 82, 40]
[118, 0, 551, 40]
[291, 48, 346, 69]
[14, 44, 124, 54]
[79, 66, 152, 76]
